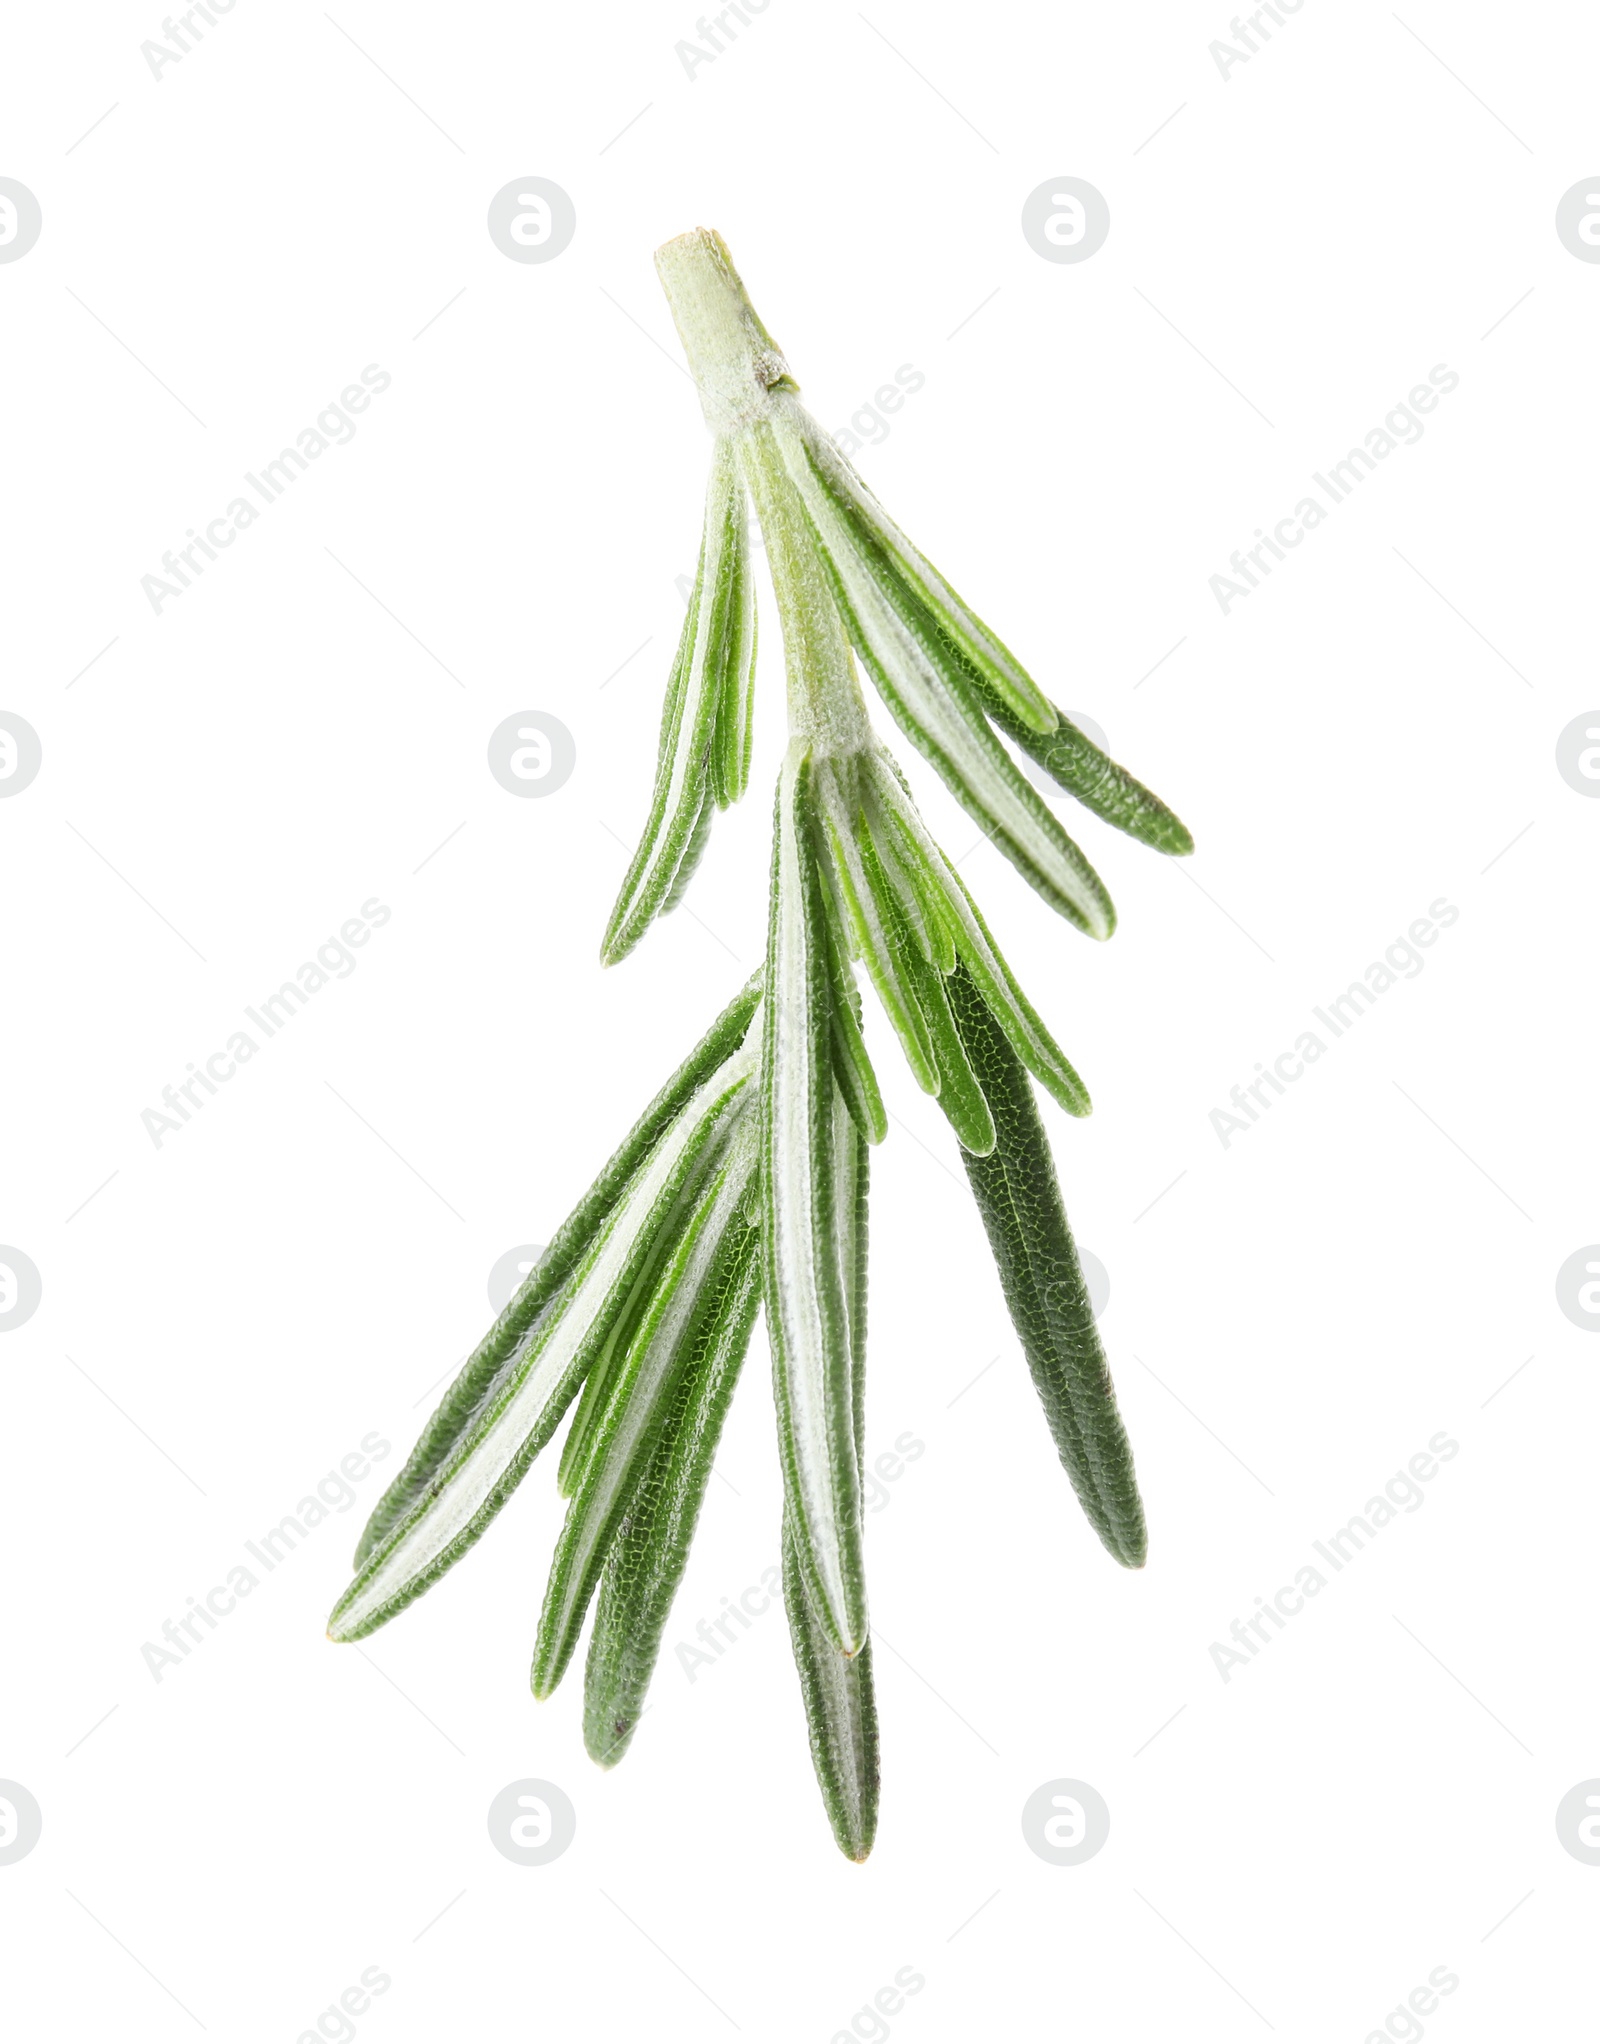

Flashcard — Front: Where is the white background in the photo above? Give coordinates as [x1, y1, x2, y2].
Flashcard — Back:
[3, 1, 1597, 2037]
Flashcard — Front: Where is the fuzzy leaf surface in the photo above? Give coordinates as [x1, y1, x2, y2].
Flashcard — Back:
[328, 1039, 757, 1641]
[352, 975, 761, 1569]
[582, 1230, 763, 1765]
[946, 964, 1145, 1566]
[763, 748, 867, 1656]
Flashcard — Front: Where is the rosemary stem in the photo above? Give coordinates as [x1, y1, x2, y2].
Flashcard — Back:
[656, 228, 872, 758]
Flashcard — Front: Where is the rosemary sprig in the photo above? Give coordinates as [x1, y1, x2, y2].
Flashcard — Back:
[327, 227, 1193, 1859]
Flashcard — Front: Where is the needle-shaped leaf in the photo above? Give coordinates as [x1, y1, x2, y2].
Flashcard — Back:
[763, 746, 867, 1656]
[820, 907, 887, 1147]
[858, 825, 995, 1157]
[556, 1311, 627, 1498]
[660, 780, 717, 917]
[602, 438, 752, 966]
[711, 517, 757, 809]
[328, 1036, 758, 1642]
[811, 757, 938, 1096]
[946, 962, 1146, 1567]
[965, 683, 1194, 858]
[533, 1112, 761, 1698]
[775, 409, 1114, 939]
[872, 760, 1091, 1119]
[782, 1513, 879, 1860]
[352, 974, 762, 1569]
[582, 1229, 764, 1766]
[864, 795, 955, 974]
[783, 1101, 877, 1858]
[902, 952, 996, 1159]
[781, 397, 1054, 736]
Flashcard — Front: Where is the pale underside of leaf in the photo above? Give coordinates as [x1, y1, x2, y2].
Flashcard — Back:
[866, 755, 1092, 1118]
[778, 393, 1054, 736]
[763, 747, 867, 1656]
[532, 1109, 761, 1697]
[327, 1037, 757, 1642]
[771, 410, 1114, 939]
[782, 1512, 879, 1860]
[352, 974, 762, 1569]
[783, 1099, 877, 1858]
[810, 758, 938, 1095]
[582, 1230, 764, 1766]
[602, 439, 749, 965]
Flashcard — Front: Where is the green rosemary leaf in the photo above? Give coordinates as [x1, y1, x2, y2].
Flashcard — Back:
[352, 974, 762, 1569]
[811, 759, 938, 1096]
[905, 951, 997, 1157]
[781, 398, 1054, 737]
[582, 1229, 763, 1766]
[602, 438, 745, 967]
[873, 769, 1091, 1119]
[555, 1312, 626, 1499]
[946, 963, 1145, 1566]
[533, 1113, 760, 1699]
[836, 1099, 869, 1456]
[858, 824, 996, 1156]
[659, 778, 717, 919]
[780, 424, 1114, 939]
[829, 995, 888, 1147]
[558, 995, 745, 1496]
[763, 747, 868, 1656]
[861, 791, 949, 972]
[782, 1513, 880, 1860]
[964, 684, 1194, 858]
[822, 906, 888, 1146]
[785, 1098, 877, 1859]
[327, 1036, 757, 1643]
[710, 489, 757, 808]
